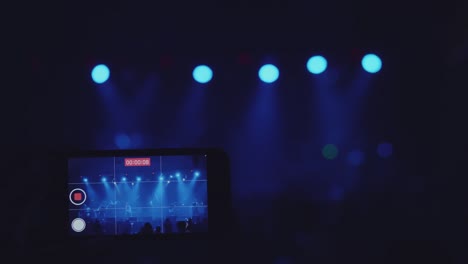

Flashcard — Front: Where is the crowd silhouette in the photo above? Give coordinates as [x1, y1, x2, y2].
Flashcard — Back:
[80, 217, 207, 236]
[138, 217, 203, 235]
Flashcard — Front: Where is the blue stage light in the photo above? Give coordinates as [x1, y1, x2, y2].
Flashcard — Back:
[258, 64, 279, 83]
[175, 172, 181, 178]
[193, 65, 213, 83]
[361, 54, 382, 73]
[83, 178, 88, 182]
[194, 171, 200, 177]
[101, 177, 106, 182]
[136, 177, 142, 182]
[159, 176, 164, 181]
[91, 64, 110, 84]
[122, 177, 126, 182]
[306, 55, 327, 74]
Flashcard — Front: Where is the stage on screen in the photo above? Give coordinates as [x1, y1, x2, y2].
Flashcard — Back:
[67, 155, 208, 236]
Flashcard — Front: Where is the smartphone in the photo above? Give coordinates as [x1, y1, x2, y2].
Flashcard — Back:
[65, 148, 231, 241]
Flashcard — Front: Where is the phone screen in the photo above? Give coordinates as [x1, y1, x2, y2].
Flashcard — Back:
[67, 154, 208, 236]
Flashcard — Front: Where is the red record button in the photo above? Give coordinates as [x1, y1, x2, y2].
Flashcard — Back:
[69, 188, 86, 205]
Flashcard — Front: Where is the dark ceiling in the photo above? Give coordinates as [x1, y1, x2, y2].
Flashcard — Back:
[11, 1, 460, 58]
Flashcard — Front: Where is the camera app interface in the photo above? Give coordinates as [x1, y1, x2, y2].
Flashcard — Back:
[68, 155, 207, 236]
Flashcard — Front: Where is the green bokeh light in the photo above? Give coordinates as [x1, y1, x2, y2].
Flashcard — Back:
[322, 144, 339, 160]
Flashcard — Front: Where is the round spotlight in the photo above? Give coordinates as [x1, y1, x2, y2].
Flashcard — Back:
[83, 178, 88, 182]
[258, 64, 279, 83]
[194, 171, 200, 177]
[122, 177, 126, 182]
[159, 176, 164, 181]
[175, 172, 181, 178]
[101, 177, 107, 182]
[361, 54, 382, 73]
[193, 65, 213, 84]
[91, 64, 110, 84]
[306, 55, 327, 74]
[136, 177, 142, 182]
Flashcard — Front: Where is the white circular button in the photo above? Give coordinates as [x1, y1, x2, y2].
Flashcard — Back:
[71, 218, 86, 232]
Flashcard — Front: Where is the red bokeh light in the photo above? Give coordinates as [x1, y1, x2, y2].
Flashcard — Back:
[351, 48, 362, 60]
[160, 55, 174, 68]
[31, 56, 40, 72]
[237, 53, 252, 65]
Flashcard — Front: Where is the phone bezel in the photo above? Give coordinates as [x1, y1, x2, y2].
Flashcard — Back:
[62, 148, 231, 242]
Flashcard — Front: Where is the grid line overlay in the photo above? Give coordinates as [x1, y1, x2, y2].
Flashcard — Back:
[69, 179, 207, 185]
[68, 155, 207, 235]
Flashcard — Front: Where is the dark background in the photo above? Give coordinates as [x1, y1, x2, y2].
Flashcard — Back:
[4, 0, 468, 263]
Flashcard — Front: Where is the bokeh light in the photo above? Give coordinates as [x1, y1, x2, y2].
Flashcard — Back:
[347, 150, 365, 166]
[377, 142, 393, 158]
[361, 54, 382, 73]
[192, 65, 213, 83]
[322, 144, 339, 160]
[258, 64, 279, 83]
[91, 64, 110, 84]
[115, 133, 131, 149]
[306, 55, 327, 74]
